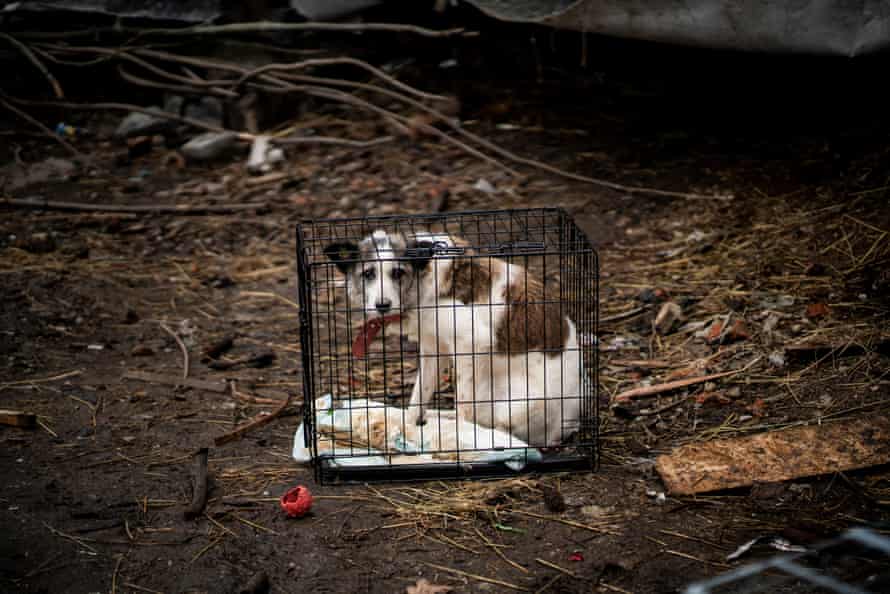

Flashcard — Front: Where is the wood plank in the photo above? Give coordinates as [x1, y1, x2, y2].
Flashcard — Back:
[0, 409, 37, 428]
[656, 417, 890, 495]
[122, 370, 227, 393]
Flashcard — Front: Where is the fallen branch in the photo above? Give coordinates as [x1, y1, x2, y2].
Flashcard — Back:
[23, 41, 724, 199]
[423, 562, 527, 591]
[5, 95, 240, 136]
[131, 21, 468, 39]
[214, 394, 291, 447]
[0, 98, 81, 157]
[614, 357, 761, 402]
[274, 135, 393, 148]
[600, 306, 648, 325]
[234, 56, 450, 102]
[0, 32, 64, 98]
[0, 409, 37, 428]
[18, 21, 469, 40]
[536, 558, 577, 579]
[0, 369, 82, 391]
[183, 448, 209, 520]
[117, 64, 237, 98]
[5, 93, 391, 151]
[2, 196, 269, 215]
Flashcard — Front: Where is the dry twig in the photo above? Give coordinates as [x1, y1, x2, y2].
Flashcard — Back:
[160, 321, 190, 379]
[0, 33, 64, 97]
[614, 357, 761, 403]
[2, 196, 269, 215]
[183, 448, 209, 520]
[0, 98, 80, 156]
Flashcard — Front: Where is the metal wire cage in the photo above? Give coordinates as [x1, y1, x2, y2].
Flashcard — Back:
[684, 527, 890, 594]
[296, 208, 598, 483]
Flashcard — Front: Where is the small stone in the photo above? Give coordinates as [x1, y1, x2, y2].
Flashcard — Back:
[114, 108, 172, 139]
[654, 301, 683, 335]
[180, 131, 239, 161]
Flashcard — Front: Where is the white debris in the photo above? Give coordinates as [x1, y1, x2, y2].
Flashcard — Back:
[246, 135, 286, 174]
[768, 351, 786, 367]
[472, 178, 496, 194]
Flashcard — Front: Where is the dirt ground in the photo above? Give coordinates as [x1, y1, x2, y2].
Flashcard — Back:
[2, 20, 890, 594]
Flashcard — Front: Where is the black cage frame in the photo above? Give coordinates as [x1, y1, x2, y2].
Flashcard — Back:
[296, 208, 598, 483]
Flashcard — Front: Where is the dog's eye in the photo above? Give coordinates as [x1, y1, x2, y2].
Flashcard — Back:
[362, 268, 376, 280]
[391, 268, 406, 281]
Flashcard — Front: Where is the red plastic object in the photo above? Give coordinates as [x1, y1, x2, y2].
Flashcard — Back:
[280, 486, 313, 517]
[569, 551, 584, 562]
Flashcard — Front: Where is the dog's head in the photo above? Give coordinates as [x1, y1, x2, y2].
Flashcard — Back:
[324, 229, 440, 318]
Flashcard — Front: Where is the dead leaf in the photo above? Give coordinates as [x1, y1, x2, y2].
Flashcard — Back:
[747, 398, 767, 417]
[695, 392, 732, 406]
[707, 321, 724, 343]
[727, 320, 750, 341]
[806, 302, 831, 319]
[406, 578, 452, 594]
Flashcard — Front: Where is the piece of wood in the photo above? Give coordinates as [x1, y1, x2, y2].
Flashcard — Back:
[614, 369, 740, 402]
[656, 416, 890, 495]
[0, 409, 37, 428]
[122, 370, 227, 393]
[213, 393, 291, 447]
[614, 356, 760, 402]
[2, 196, 268, 215]
[183, 448, 209, 520]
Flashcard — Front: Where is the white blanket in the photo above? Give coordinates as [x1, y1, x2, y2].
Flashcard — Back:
[292, 394, 542, 471]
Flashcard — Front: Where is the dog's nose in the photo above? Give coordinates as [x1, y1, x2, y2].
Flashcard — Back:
[375, 300, 392, 314]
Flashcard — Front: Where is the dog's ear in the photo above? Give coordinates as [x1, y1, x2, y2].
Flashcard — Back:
[324, 241, 360, 274]
[405, 239, 434, 272]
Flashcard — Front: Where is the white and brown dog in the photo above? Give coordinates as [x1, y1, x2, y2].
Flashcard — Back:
[325, 229, 582, 447]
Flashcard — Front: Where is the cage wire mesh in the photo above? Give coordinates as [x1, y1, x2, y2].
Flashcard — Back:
[295, 208, 598, 483]
[684, 527, 890, 594]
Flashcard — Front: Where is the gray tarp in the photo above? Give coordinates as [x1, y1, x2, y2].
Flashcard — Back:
[463, 0, 890, 56]
[5, 0, 890, 56]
